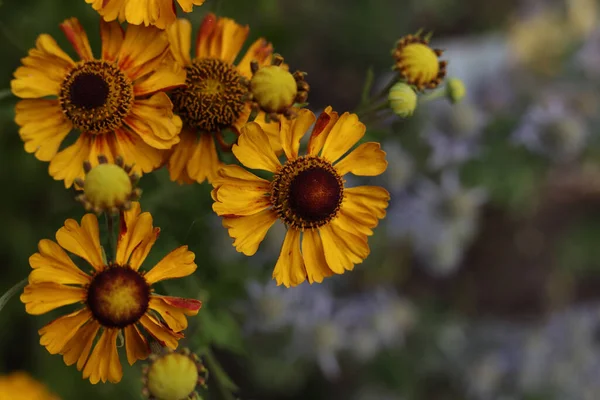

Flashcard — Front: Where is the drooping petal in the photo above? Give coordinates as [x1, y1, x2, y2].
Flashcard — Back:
[125, 93, 182, 150]
[212, 183, 271, 217]
[21, 282, 86, 315]
[320, 112, 366, 163]
[213, 164, 271, 188]
[343, 186, 390, 222]
[334, 207, 377, 237]
[280, 108, 315, 160]
[82, 329, 123, 384]
[301, 230, 334, 284]
[139, 314, 183, 350]
[112, 128, 165, 175]
[236, 38, 273, 78]
[233, 122, 281, 172]
[166, 128, 197, 184]
[195, 13, 249, 63]
[48, 133, 92, 189]
[62, 320, 100, 370]
[11, 34, 75, 98]
[144, 246, 197, 284]
[318, 225, 353, 274]
[38, 308, 91, 354]
[334, 142, 388, 176]
[15, 99, 72, 162]
[29, 239, 90, 285]
[124, 325, 149, 365]
[320, 223, 370, 274]
[133, 62, 186, 97]
[60, 18, 94, 60]
[167, 18, 192, 66]
[186, 132, 222, 184]
[117, 24, 169, 81]
[100, 20, 124, 62]
[221, 209, 278, 256]
[307, 106, 339, 156]
[148, 296, 202, 332]
[272, 229, 306, 287]
[56, 214, 104, 271]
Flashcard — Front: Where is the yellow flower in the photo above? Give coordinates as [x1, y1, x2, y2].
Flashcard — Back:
[0, 371, 60, 400]
[392, 32, 447, 90]
[20, 202, 202, 384]
[86, 0, 206, 29]
[11, 17, 185, 188]
[165, 14, 280, 184]
[212, 108, 390, 287]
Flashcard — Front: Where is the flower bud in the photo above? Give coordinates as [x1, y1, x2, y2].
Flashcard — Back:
[388, 82, 417, 117]
[446, 78, 466, 103]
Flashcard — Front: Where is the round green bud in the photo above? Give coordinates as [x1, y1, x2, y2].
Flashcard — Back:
[388, 82, 417, 118]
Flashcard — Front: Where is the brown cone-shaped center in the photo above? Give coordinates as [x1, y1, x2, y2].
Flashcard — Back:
[59, 60, 134, 134]
[271, 156, 344, 230]
[87, 265, 150, 328]
[70, 73, 109, 109]
[171, 58, 247, 133]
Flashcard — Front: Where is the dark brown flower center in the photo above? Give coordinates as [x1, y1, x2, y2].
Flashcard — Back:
[59, 60, 134, 134]
[271, 156, 344, 230]
[87, 265, 150, 328]
[171, 58, 247, 133]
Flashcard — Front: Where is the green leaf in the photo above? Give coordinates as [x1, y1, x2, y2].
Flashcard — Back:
[360, 66, 375, 107]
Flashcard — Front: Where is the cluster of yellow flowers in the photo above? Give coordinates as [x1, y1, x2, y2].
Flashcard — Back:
[2, 0, 452, 397]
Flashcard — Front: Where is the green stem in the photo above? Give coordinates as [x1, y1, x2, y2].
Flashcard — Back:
[0, 278, 27, 315]
[419, 88, 446, 103]
[356, 100, 390, 120]
[202, 348, 236, 400]
[104, 213, 115, 263]
[0, 88, 13, 102]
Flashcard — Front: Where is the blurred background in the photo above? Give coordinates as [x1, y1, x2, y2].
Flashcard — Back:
[2, 0, 600, 399]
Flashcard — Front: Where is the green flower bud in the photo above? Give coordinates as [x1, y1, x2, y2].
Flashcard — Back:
[388, 82, 417, 118]
[446, 78, 466, 104]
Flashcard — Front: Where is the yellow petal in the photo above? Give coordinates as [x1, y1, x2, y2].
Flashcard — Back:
[82, 329, 123, 384]
[113, 128, 165, 175]
[167, 18, 192, 66]
[144, 246, 197, 284]
[29, 239, 90, 285]
[272, 229, 306, 287]
[343, 186, 390, 222]
[301, 230, 334, 284]
[11, 34, 74, 98]
[62, 320, 100, 370]
[124, 325, 149, 366]
[335, 142, 388, 176]
[318, 224, 361, 274]
[149, 296, 202, 332]
[38, 308, 91, 354]
[195, 13, 249, 63]
[307, 106, 339, 156]
[117, 24, 169, 81]
[100, 20, 124, 62]
[280, 108, 315, 160]
[15, 99, 71, 162]
[166, 128, 196, 184]
[60, 18, 94, 60]
[334, 206, 377, 237]
[236, 38, 273, 78]
[320, 112, 366, 163]
[253, 111, 283, 153]
[21, 282, 86, 315]
[212, 178, 271, 216]
[56, 214, 104, 271]
[116, 207, 157, 270]
[133, 62, 186, 97]
[48, 133, 92, 189]
[139, 314, 183, 350]
[187, 132, 222, 184]
[221, 209, 278, 256]
[213, 164, 271, 188]
[125, 93, 182, 150]
[233, 122, 281, 172]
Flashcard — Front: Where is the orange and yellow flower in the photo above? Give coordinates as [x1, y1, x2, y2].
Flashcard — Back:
[212, 107, 390, 287]
[86, 0, 206, 29]
[11, 17, 185, 188]
[164, 14, 279, 184]
[0, 372, 60, 400]
[20, 202, 202, 384]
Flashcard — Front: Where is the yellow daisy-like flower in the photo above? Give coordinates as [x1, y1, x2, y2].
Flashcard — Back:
[0, 371, 60, 400]
[212, 108, 390, 287]
[165, 14, 280, 184]
[20, 202, 202, 384]
[392, 32, 447, 90]
[11, 17, 185, 188]
[86, 0, 206, 29]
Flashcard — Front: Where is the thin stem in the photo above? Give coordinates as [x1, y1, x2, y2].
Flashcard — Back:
[418, 88, 446, 103]
[356, 100, 390, 120]
[0, 278, 27, 315]
[104, 213, 115, 263]
[202, 348, 236, 400]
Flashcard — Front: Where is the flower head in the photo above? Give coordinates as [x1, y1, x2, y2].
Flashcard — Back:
[388, 82, 417, 117]
[142, 348, 207, 400]
[20, 202, 202, 384]
[165, 15, 279, 184]
[11, 18, 185, 188]
[75, 155, 141, 214]
[86, 0, 205, 29]
[212, 107, 390, 287]
[392, 32, 447, 90]
[0, 372, 59, 400]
